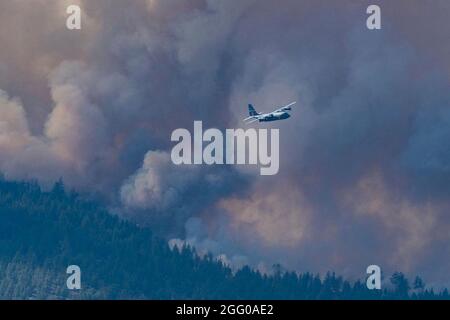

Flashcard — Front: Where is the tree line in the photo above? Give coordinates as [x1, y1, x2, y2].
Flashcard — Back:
[0, 178, 448, 300]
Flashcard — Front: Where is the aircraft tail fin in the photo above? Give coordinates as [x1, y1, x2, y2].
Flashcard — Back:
[248, 104, 259, 116]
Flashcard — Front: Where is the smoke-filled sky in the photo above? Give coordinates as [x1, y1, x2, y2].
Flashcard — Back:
[0, 0, 449, 287]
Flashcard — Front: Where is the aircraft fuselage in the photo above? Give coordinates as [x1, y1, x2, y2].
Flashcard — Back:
[258, 112, 290, 122]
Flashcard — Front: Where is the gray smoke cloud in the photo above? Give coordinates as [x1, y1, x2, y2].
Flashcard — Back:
[120, 150, 248, 235]
[0, 0, 449, 287]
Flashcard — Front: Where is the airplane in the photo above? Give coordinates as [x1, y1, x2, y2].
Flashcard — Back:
[243, 101, 296, 123]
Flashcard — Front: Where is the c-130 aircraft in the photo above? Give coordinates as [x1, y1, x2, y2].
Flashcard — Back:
[243, 101, 296, 123]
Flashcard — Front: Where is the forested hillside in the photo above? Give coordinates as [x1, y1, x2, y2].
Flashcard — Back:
[0, 178, 448, 299]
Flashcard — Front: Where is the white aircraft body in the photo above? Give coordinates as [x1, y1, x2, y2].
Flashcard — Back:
[243, 101, 296, 124]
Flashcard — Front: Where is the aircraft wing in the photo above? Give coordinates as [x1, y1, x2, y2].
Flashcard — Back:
[273, 101, 296, 113]
[244, 118, 259, 124]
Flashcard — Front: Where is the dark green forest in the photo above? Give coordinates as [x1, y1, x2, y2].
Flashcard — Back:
[0, 178, 448, 300]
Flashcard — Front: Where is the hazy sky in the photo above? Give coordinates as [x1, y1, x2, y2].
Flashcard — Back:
[0, 0, 449, 287]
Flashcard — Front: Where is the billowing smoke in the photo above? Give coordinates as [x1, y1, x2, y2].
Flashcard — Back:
[120, 150, 248, 234]
[0, 0, 449, 287]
